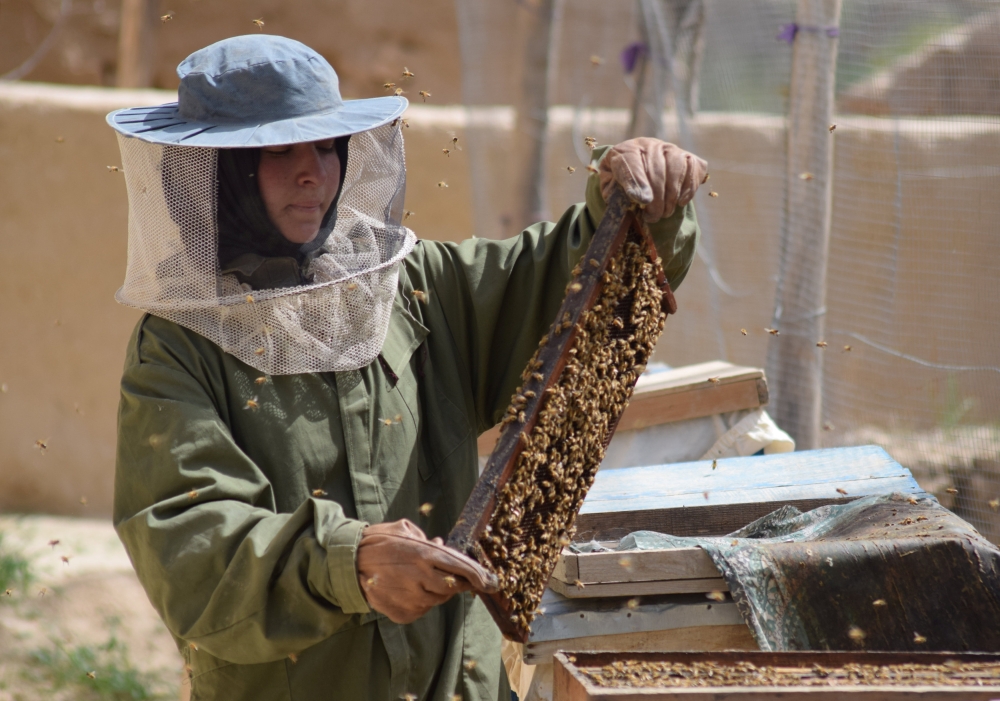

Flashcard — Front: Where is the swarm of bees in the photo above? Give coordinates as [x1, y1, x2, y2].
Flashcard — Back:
[474, 235, 667, 633]
[577, 658, 1000, 689]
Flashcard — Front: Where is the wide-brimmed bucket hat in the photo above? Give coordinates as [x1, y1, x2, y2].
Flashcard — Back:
[107, 35, 407, 147]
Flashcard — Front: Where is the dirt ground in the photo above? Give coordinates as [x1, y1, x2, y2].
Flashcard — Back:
[0, 514, 182, 700]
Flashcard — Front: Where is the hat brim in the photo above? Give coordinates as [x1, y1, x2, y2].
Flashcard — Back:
[106, 96, 408, 148]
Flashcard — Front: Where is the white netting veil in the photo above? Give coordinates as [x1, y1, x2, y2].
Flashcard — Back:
[114, 122, 416, 375]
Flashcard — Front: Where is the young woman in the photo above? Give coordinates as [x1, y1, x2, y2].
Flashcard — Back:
[108, 34, 707, 701]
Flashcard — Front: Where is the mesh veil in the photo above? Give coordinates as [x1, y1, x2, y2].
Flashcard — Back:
[114, 123, 416, 375]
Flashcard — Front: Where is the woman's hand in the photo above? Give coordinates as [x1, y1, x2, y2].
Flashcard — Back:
[356, 519, 498, 624]
[599, 138, 709, 222]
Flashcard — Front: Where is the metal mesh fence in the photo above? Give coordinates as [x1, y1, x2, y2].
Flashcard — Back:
[455, 0, 1000, 541]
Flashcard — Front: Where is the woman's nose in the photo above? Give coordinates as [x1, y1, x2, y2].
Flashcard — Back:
[295, 146, 327, 186]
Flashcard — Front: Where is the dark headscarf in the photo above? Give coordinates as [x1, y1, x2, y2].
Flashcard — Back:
[215, 136, 350, 287]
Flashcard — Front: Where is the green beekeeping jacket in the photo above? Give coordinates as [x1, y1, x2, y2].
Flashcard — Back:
[113, 170, 700, 701]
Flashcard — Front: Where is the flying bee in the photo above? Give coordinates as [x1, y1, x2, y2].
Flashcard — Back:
[418, 90, 431, 102]
[255, 376, 268, 386]
[244, 396, 260, 412]
[86, 671, 97, 679]
[914, 632, 927, 644]
[403, 210, 414, 220]
[394, 414, 403, 422]
[419, 502, 434, 516]
[38, 587, 47, 596]
[252, 18, 264, 30]
[799, 172, 815, 181]
[872, 599, 887, 607]
[712, 459, 717, 470]
[765, 327, 780, 335]
[394, 88, 404, 96]
[566, 166, 575, 174]
[4, 589, 11, 596]
[254, 347, 265, 356]
[708, 191, 719, 198]
[383, 82, 396, 90]
[626, 598, 639, 610]
[402, 694, 417, 701]
[583, 136, 597, 149]
[48, 540, 60, 548]
[187, 489, 198, 499]
[823, 422, 835, 431]
[586, 163, 599, 174]
[437, 181, 448, 188]
[990, 499, 999, 512]
[707, 376, 720, 385]
[618, 556, 632, 571]
[449, 135, 462, 150]
[401, 119, 409, 128]
[816, 341, 828, 348]
[288, 653, 298, 664]
[311, 489, 328, 497]
[34, 438, 49, 454]
[907, 496, 918, 505]
[382, 418, 393, 426]
[706, 591, 726, 602]
[848, 626, 866, 642]
[843, 345, 852, 352]
[346, 282, 359, 291]
[589, 54, 604, 67]
[245, 294, 254, 304]
[740, 328, 747, 335]
[829, 124, 837, 133]
[946, 487, 958, 494]
[568, 283, 582, 292]
[574, 579, 585, 589]
[402, 67, 415, 78]
[442, 148, 451, 157]
[412, 289, 427, 303]
[61, 555, 71, 565]
[836, 488, 848, 495]
[464, 660, 477, 671]
[443, 575, 456, 588]
[160, 11, 174, 22]
[107, 165, 122, 173]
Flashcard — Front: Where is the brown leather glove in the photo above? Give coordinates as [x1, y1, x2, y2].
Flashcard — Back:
[356, 519, 499, 624]
[599, 137, 709, 222]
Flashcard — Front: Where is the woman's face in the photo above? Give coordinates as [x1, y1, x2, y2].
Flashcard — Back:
[257, 139, 342, 244]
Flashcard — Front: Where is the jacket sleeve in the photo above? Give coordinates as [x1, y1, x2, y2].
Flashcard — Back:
[404, 159, 700, 433]
[113, 318, 370, 665]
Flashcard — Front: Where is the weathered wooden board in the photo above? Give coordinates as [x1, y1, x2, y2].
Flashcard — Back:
[553, 651, 1000, 700]
[524, 624, 756, 666]
[528, 590, 743, 645]
[548, 576, 727, 599]
[477, 360, 767, 456]
[575, 446, 925, 540]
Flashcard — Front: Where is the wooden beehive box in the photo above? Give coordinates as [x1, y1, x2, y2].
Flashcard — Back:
[546, 446, 925, 599]
[554, 651, 1000, 700]
[478, 360, 768, 457]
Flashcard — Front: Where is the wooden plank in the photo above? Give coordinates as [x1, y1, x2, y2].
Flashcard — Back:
[615, 377, 764, 432]
[477, 361, 768, 455]
[524, 624, 756, 665]
[528, 591, 743, 643]
[548, 576, 727, 599]
[554, 651, 1000, 701]
[571, 547, 719, 584]
[575, 446, 924, 539]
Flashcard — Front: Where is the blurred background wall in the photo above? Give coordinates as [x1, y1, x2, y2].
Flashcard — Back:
[2, 0, 998, 531]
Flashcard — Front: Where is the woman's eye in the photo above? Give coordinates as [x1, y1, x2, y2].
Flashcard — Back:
[317, 141, 337, 153]
[263, 148, 291, 156]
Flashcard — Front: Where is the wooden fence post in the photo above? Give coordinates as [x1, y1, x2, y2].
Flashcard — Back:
[117, 0, 158, 88]
[767, 0, 842, 450]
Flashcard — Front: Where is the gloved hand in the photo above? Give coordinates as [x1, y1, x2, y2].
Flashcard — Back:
[356, 519, 499, 624]
[599, 137, 709, 222]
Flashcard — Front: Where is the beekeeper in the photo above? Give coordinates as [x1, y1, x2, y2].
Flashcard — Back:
[109, 35, 707, 701]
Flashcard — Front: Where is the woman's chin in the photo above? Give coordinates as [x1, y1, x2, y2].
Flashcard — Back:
[280, 228, 320, 245]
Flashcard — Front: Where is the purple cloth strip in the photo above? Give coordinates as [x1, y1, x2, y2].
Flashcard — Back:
[620, 41, 647, 74]
[777, 22, 840, 44]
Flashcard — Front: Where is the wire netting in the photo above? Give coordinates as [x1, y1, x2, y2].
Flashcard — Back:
[455, 0, 1000, 541]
